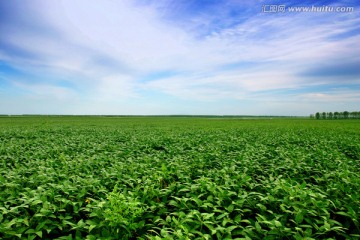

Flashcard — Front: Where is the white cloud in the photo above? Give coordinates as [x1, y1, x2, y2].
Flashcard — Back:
[1, 0, 359, 115]
[296, 90, 360, 103]
[11, 81, 78, 101]
[94, 75, 139, 101]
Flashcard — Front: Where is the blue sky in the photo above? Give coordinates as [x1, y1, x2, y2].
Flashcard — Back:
[0, 0, 359, 115]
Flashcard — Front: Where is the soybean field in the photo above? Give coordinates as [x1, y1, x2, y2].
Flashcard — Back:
[0, 116, 359, 239]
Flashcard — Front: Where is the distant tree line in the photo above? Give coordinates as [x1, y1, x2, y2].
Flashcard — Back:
[310, 111, 360, 119]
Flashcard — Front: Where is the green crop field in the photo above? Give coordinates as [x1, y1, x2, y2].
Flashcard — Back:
[0, 116, 359, 239]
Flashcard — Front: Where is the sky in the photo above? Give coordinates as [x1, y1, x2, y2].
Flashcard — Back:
[0, 0, 359, 116]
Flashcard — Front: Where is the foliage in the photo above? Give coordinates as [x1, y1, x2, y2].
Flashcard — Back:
[313, 111, 360, 119]
[0, 116, 359, 239]
[103, 185, 145, 238]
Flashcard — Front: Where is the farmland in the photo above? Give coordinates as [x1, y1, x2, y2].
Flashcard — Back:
[0, 116, 359, 239]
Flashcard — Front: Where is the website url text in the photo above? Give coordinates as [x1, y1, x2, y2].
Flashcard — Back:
[262, 5, 354, 13]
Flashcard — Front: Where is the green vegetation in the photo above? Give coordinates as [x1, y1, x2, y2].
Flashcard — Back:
[311, 111, 360, 120]
[0, 116, 359, 239]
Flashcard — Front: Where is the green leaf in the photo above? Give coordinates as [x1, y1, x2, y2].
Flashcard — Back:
[324, 221, 330, 230]
[335, 211, 351, 217]
[227, 204, 234, 212]
[202, 213, 214, 220]
[89, 225, 97, 232]
[36, 221, 47, 231]
[25, 229, 36, 234]
[274, 220, 282, 228]
[226, 225, 238, 233]
[234, 215, 241, 223]
[255, 222, 261, 231]
[295, 212, 304, 223]
[36, 231, 42, 238]
[216, 213, 228, 220]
